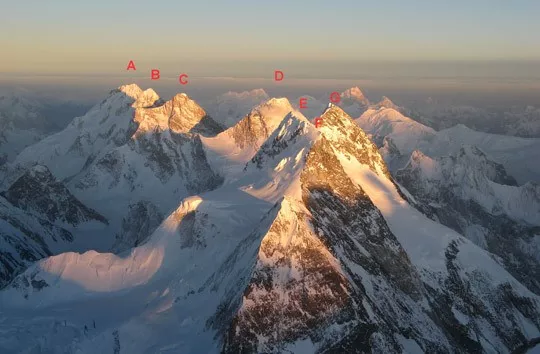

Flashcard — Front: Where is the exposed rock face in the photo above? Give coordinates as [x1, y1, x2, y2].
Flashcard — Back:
[1, 165, 107, 227]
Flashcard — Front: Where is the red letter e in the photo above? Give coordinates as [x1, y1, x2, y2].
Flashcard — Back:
[151, 69, 160, 80]
[299, 97, 308, 109]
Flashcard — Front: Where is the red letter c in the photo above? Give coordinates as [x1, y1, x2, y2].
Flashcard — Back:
[179, 74, 188, 85]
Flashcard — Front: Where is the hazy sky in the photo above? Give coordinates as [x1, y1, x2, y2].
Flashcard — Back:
[2, 0, 540, 77]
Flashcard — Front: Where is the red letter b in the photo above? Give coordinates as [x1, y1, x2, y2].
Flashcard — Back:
[151, 69, 160, 80]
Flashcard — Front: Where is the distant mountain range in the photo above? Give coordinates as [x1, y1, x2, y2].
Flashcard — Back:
[0, 84, 539, 353]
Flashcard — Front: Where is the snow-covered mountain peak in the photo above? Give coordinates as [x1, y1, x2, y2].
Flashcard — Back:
[341, 86, 369, 105]
[107, 84, 160, 109]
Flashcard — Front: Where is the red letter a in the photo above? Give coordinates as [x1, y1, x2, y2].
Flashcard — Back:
[126, 60, 136, 71]
[274, 70, 284, 81]
[151, 69, 160, 80]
